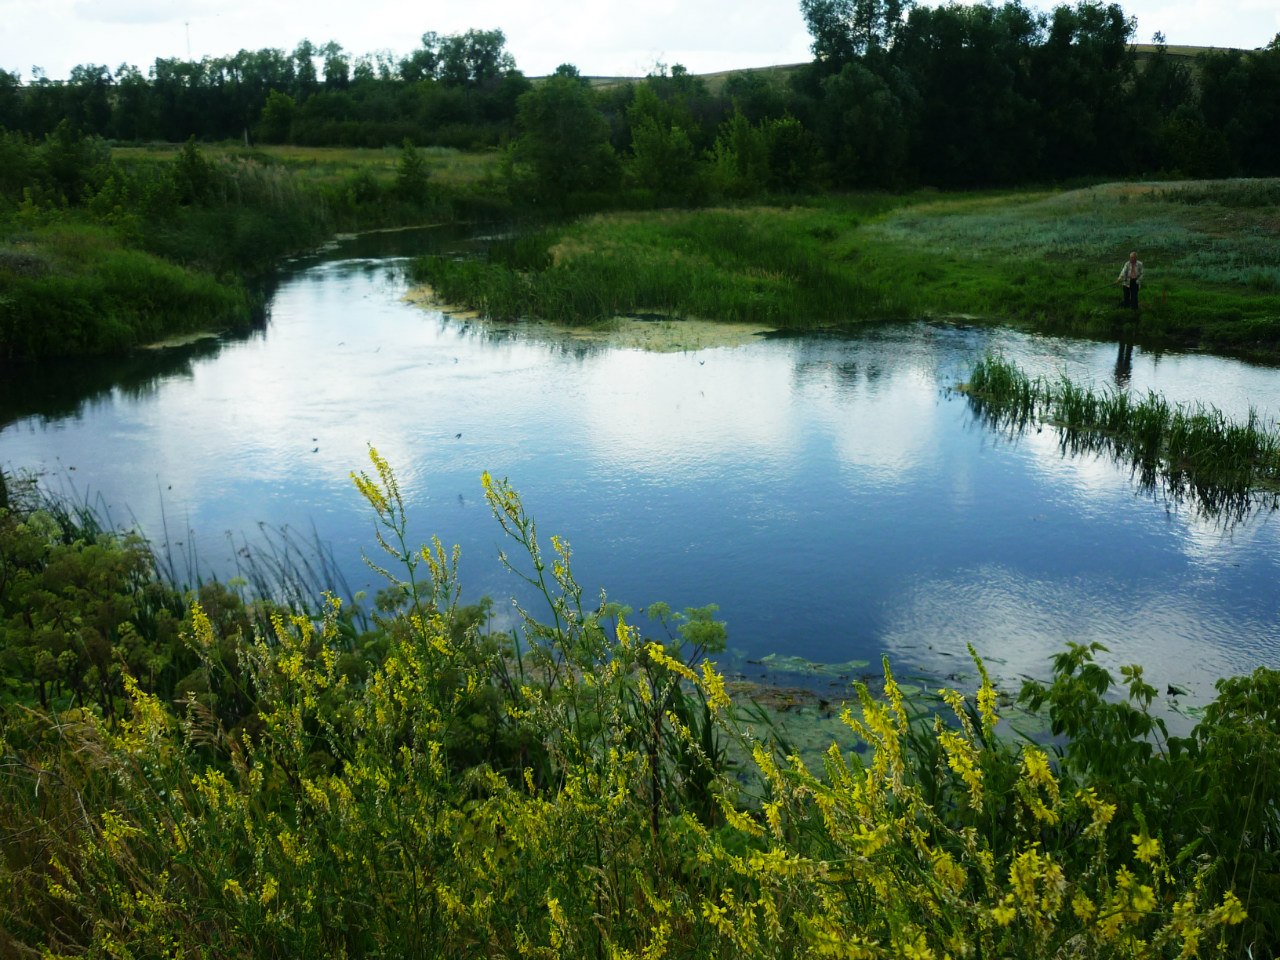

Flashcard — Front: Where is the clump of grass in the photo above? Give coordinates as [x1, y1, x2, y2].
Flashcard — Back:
[964, 353, 1280, 510]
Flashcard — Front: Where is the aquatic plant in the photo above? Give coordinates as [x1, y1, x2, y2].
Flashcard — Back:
[964, 353, 1280, 514]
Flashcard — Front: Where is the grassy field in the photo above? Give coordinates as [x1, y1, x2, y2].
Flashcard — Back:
[111, 142, 504, 189]
[412, 179, 1280, 360]
[862, 178, 1280, 352]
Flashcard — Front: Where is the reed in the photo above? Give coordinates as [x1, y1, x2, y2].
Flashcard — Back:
[964, 353, 1280, 510]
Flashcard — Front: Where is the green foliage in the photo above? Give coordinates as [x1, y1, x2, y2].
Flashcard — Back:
[625, 84, 704, 203]
[1018, 642, 1280, 953]
[411, 207, 901, 327]
[507, 73, 619, 208]
[0, 493, 186, 713]
[35, 119, 111, 205]
[394, 138, 431, 204]
[708, 110, 769, 198]
[171, 137, 219, 205]
[800, 0, 914, 62]
[0, 225, 253, 360]
[257, 89, 297, 143]
[0, 128, 37, 206]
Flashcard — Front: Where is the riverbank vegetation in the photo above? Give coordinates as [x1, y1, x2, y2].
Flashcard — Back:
[1, 453, 1277, 957]
[411, 179, 1280, 358]
[0, 130, 503, 360]
[963, 354, 1280, 516]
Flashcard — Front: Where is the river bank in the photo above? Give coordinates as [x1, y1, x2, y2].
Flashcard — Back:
[410, 178, 1280, 363]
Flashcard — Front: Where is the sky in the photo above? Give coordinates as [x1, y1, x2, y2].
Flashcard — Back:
[2, 0, 1277, 82]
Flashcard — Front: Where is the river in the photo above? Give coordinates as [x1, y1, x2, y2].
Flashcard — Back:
[3, 226, 1279, 708]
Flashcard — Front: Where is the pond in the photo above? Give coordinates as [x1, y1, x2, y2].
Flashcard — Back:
[3, 226, 1279, 710]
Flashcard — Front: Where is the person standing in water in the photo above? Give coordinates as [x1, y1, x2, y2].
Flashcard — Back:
[1117, 251, 1143, 309]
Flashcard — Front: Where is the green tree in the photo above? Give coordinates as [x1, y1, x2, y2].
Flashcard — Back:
[321, 40, 350, 89]
[67, 64, 114, 135]
[1029, 2, 1135, 179]
[0, 68, 20, 130]
[292, 39, 320, 98]
[625, 84, 703, 202]
[762, 115, 821, 191]
[708, 109, 768, 198]
[438, 29, 516, 87]
[0, 129, 36, 205]
[399, 32, 441, 82]
[892, 1, 1042, 186]
[722, 70, 794, 122]
[507, 72, 618, 207]
[395, 138, 431, 203]
[171, 136, 217, 205]
[812, 59, 913, 186]
[257, 89, 296, 143]
[36, 120, 110, 204]
[1198, 43, 1280, 176]
[109, 64, 153, 141]
[800, 0, 914, 64]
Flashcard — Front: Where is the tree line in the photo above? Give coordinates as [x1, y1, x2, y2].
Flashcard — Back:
[1, 3, 1279, 198]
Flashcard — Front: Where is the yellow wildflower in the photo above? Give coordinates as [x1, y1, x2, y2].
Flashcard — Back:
[700, 661, 731, 712]
[1078, 787, 1116, 840]
[1072, 891, 1096, 922]
[1132, 832, 1160, 864]
[763, 800, 784, 839]
[1210, 890, 1247, 926]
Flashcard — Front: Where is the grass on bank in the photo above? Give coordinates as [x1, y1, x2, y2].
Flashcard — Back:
[412, 179, 1280, 360]
[0, 223, 255, 358]
[1, 141, 508, 360]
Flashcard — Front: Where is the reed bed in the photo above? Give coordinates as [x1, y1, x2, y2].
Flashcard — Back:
[964, 354, 1280, 510]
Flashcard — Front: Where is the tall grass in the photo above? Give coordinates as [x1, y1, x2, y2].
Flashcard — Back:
[0, 226, 253, 360]
[865, 180, 1280, 354]
[413, 208, 907, 327]
[965, 353, 1280, 513]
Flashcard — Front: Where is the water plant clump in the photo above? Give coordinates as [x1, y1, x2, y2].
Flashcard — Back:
[964, 353, 1280, 514]
[2, 451, 1277, 956]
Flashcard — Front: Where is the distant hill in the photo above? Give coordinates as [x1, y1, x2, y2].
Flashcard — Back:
[566, 45, 1247, 91]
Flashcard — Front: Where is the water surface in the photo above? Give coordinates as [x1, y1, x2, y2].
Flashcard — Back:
[4, 228, 1279, 707]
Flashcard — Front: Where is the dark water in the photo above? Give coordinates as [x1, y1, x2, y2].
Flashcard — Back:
[4, 227, 1279, 707]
